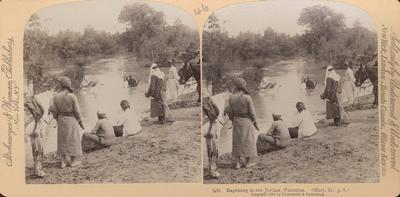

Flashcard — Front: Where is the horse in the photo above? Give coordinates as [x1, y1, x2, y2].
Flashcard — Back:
[24, 90, 56, 177]
[355, 62, 378, 105]
[178, 61, 201, 102]
[203, 92, 230, 178]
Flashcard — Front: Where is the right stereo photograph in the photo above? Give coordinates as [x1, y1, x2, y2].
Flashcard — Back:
[202, 0, 379, 184]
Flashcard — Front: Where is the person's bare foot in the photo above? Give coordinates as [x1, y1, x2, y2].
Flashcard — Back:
[235, 162, 241, 169]
[60, 161, 66, 169]
[245, 162, 257, 168]
[70, 161, 82, 167]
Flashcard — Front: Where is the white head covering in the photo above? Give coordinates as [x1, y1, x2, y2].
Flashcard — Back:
[148, 63, 165, 84]
[324, 65, 340, 84]
[149, 63, 164, 80]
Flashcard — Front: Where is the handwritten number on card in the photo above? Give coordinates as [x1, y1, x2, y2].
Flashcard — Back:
[194, 3, 209, 15]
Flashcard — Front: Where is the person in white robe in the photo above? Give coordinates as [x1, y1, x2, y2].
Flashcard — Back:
[166, 60, 180, 105]
[289, 102, 317, 138]
[342, 62, 356, 106]
[115, 100, 142, 136]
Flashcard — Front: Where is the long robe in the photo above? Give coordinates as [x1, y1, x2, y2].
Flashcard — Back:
[225, 93, 257, 158]
[146, 75, 164, 117]
[321, 77, 341, 119]
[167, 66, 180, 103]
[52, 90, 83, 156]
[343, 68, 356, 105]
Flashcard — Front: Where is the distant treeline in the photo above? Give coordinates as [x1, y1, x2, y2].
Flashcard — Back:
[203, 5, 377, 69]
[24, 2, 198, 94]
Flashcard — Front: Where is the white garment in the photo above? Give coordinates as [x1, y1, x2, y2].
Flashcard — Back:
[167, 66, 180, 103]
[292, 110, 317, 138]
[343, 68, 356, 105]
[116, 108, 142, 136]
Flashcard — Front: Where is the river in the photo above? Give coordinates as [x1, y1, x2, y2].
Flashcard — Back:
[204, 58, 373, 156]
[25, 55, 195, 167]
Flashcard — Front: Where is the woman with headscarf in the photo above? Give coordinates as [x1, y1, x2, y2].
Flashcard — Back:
[115, 100, 142, 136]
[81, 110, 115, 153]
[166, 60, 180, 106]
[321, 65, 342, 126]
[289, 102, 317, 138]
[225, 78, 259, 169]
[146, 63, 174, 124]
[256, 112, 290, 154]
[52, 76, 84, 168]
[342, 62, 356, 107]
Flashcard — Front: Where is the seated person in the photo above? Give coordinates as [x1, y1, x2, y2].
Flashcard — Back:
[289, 102, 317, 139]
[257, 113, 290, 154]
[115, 100, 142, 136]
[81, 110, 116, 153]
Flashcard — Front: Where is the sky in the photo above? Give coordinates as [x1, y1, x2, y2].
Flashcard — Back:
[211, 0, 376, 36]
[33, 0, 197, 34]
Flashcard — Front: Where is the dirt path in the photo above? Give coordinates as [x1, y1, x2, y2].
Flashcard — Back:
[26, 100, 201, 184]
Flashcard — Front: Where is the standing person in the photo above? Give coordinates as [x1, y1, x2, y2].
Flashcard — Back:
[321, 65, 341, 126]
[289, 102, 317, 138]
[342, 62, 356, 107]
[115, 100, 142, 136]
[145, 63, 174, 124]
[166, 60, 180, 106]
[225, 78, 259, 169]
[257, 112, 290, 154]
[81, 110, 116, 152]
[52, 76, 84, 168]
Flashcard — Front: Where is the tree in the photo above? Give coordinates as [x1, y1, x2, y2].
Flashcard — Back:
[118, 2, 166, 58]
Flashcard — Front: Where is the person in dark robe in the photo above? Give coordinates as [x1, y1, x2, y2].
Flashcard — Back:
[145, 63, 174, 124]
[321, 65, 341, 126]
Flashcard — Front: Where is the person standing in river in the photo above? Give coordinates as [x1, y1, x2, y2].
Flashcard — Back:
[52, 76, 84, 168]
[321, 65, 342, 126]
[225, 78, 259, 169]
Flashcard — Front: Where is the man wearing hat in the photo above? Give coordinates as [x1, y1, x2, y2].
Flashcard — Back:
[257, 112, 290, 154]
[81, 109, 116, 153]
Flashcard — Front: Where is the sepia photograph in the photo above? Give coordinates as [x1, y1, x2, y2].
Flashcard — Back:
[23, 0, 201, 183]
[202, 0, 379, 184]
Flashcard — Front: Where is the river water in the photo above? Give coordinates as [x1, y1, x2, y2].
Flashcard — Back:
[207, 58, 373, 156]
[25, 55, 195, 166]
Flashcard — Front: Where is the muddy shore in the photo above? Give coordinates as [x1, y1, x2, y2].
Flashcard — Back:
[203, 58, 379, 184]
[26, 97, 201, 184]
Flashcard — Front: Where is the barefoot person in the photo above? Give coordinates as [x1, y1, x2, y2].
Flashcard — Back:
[257, 112, 290, 154]
[225, 78, 259, 169]
[52, 76, 84, 168]
[81, 110, 116, 153]
[289, 102, 317, 138]
[115, 100, 142, 136]
[321, 65, 341, 126]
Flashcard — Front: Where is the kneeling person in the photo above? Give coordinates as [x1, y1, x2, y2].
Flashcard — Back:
[257, 113, 290, 154]
[81, 110, 116, 153]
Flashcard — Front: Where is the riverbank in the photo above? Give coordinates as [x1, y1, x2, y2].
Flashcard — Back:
[204, 99, 379, 183]
[203, 58, 379, 184]
[26, 94, 201, 184]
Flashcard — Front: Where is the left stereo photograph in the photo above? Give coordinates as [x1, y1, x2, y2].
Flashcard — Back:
[24, 0, 201, 184]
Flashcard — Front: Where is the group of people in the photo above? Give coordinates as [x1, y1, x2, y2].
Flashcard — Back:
[205, 62, 359, 178]
[44, 61, 182, 170]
